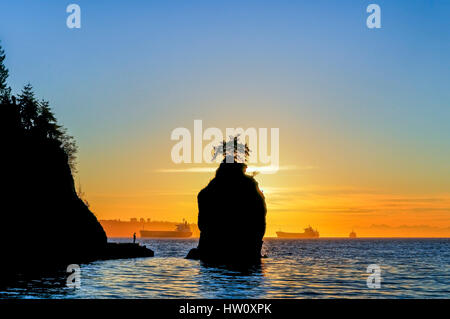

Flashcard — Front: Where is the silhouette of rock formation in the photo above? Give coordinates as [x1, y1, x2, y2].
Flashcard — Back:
[186, 163, 267, 265]
[0, 43, 153, 276]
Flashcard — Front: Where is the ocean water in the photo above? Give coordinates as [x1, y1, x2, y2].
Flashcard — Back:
[1, 238, 449, 299]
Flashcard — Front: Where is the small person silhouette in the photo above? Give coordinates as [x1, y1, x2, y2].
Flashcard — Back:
[133, 232, 136, 244]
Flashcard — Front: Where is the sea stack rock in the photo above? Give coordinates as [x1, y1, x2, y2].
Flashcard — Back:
[186, 163, 267, 265]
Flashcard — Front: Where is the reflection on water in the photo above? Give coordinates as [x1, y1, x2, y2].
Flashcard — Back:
[1, 238, 449, 298]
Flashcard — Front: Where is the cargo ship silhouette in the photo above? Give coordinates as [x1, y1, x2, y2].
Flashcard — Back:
[276, 226, 319, 238]
[140, 220, 192, 238]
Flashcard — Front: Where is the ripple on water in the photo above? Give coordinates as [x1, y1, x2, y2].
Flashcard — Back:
[1, 238, 449, 298]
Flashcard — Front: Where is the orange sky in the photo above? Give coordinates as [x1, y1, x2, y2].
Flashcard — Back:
[76, 120, 450, 238]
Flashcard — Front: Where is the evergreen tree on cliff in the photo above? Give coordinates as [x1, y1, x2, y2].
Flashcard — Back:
[35, 99, 61, 139]
[18, 83, 39, 131]
[0, 44, 10, 97]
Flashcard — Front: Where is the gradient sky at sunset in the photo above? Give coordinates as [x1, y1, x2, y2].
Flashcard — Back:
[1, 0, 449, 236]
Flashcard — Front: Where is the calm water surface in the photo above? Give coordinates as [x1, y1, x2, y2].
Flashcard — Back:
[1, 238, 449, 298]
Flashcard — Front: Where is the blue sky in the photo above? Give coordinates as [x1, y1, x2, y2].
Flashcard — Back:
[1, 0, 449, 174]
[1, 0, 449, 171]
